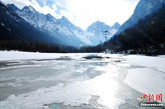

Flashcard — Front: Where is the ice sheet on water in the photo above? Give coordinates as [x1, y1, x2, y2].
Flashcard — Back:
[124, 68, 165, 95]
[123, 55, 165, 100]
[0, 81, 92, 109]
[124, 55, 165, 72]
[0, 64, 125, 109]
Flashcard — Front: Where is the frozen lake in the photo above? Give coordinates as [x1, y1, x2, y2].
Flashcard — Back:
[0, 51, 165, 109]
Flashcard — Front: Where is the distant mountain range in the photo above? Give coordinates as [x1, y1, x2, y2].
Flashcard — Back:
[7, 4, 86, 47]
[6, 3, 120, 47]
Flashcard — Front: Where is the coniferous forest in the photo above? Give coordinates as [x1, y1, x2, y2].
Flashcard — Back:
[0, 40, 67, 53]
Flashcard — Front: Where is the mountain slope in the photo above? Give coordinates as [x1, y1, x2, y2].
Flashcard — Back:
[0, 2, 60, 45]
[86, 21, 120, 45]
[105, 4, 165, 54]
[112, 22, 120, 30]
[7, 4, 86, 47]
[8, 4, 121, 47]
[7, 3, 121, 47]
[117, 0, 165, 35]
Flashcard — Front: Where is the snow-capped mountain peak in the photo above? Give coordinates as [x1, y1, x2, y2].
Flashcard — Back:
[8, 4, 87, 47]
[7, 4, 20, 11]
[7, 4, 121, 47]
[112, 22, 121, 30]
[87, 21, 111, 32]
[86, 21, 120, 45]
[61, 16, 69, 22]
[28, 6, 36, 13]
[22, 5, 36, 13]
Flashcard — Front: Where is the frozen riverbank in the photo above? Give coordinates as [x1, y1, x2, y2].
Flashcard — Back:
[0, 51, 164, 109]
[123, 55, 165, 95]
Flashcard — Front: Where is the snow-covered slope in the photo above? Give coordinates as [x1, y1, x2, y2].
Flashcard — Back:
[117, 0, 165, 35]
[86, 21, 120, 45]
[0, 2, 60, 45]
[7, 4, 87, 47]
[7, 4, 120, 47]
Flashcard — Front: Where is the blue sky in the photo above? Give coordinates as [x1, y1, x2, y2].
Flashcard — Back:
[2, 0, 139, 29]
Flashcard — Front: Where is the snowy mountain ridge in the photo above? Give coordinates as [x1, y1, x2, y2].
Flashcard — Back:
[86, 21, 120, 45]
[7, 4, 88, 47]
[7, 4, 120, 47]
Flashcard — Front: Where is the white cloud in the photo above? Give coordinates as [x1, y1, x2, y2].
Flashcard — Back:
[2, 0, 139, 29]
[63, 0, 139, 29]
[52, 4, 57, 11]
